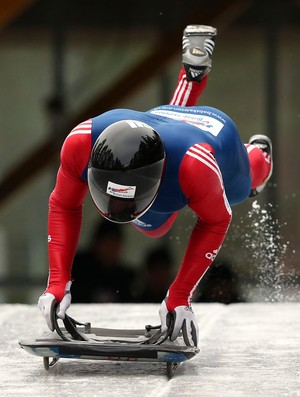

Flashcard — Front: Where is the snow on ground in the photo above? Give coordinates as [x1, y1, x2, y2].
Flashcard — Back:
[1, 303, 300, 396]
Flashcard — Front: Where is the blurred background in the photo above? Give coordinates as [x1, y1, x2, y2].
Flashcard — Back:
[0, 0, 299, 304]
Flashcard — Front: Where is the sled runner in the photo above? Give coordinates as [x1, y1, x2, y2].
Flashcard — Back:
[19, 310, 199, 379]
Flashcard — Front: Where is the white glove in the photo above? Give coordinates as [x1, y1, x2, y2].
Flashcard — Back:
[38, 292, 56, 331]
[56, 281, 72, 320]
[159, 299, 171, 333]
[159, 300, 199, 347]
[38, 281, 72, 331]
[171, 305, 199, 346]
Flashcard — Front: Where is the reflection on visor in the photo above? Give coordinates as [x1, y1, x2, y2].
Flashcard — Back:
[107, 197, 137, 222]
[88, 164, 163, 223]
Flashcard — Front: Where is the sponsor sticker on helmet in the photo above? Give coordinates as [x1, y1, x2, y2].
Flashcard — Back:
[107, 181, 136, 199]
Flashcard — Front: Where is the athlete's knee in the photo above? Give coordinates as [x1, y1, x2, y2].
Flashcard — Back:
[132, 212, 179, 239]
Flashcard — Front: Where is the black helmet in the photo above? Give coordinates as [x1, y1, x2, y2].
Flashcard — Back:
[88, 120, 166, 223]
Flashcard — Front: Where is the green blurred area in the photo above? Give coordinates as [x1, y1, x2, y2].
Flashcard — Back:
[0, 0, 299, 303]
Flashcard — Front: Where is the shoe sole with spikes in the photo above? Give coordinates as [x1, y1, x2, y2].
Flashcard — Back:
[182, 25, 217, 82]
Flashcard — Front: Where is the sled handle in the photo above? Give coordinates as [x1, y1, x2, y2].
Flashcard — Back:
[51, 305, 173, 345]
[52, 304, 89, 342]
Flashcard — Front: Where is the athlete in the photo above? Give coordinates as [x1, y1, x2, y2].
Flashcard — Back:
[38, 25, 273, 347]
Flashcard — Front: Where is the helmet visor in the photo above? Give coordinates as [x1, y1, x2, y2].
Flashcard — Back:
[88, 160, 164, 223]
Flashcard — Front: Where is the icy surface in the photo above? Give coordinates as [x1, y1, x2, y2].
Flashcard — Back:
[1, 303, 300, 396]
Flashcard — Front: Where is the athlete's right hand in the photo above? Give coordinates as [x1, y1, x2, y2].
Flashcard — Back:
[38, 281, 72, 331]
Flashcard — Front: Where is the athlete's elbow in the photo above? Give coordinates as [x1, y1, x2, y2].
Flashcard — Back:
[49, 191, 82, 213]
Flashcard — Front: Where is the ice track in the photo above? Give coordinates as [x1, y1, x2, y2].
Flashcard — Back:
[1, 303, 300, 396]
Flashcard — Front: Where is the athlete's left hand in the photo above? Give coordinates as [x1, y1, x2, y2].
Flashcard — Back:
[159, 300, 199, 347]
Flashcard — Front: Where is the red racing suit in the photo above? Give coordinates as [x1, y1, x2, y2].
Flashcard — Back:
[46, 69, 265, 311]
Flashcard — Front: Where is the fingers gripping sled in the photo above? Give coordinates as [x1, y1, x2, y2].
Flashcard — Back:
[19, 305, 199, 379]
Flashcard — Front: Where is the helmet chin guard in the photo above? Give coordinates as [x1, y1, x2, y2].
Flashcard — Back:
[88, 120, 166, 223]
